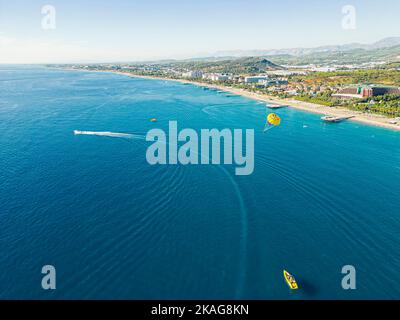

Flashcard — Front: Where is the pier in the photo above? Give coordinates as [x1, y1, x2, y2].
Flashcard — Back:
[321, 115, 355, 123]
[267, 104, 288, 110]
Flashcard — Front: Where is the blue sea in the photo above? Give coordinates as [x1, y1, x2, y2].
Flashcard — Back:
[0, 66, 399, 299]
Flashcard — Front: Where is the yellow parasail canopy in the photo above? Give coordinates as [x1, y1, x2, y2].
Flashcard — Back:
[267, 113, 281, 127]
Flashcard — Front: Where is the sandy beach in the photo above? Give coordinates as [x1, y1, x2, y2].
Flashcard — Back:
[75, 69, 400, 132]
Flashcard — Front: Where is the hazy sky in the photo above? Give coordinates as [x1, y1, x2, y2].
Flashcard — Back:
[0, 0, 399, 63]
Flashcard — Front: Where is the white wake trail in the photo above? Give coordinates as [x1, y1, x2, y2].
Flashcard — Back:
[74, 130, 143, 140]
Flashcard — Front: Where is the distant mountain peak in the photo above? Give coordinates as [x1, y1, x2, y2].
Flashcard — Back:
[209, 37, 400, 58]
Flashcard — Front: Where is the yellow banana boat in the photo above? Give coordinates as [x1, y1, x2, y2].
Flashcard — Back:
[283, 270, 299, 290]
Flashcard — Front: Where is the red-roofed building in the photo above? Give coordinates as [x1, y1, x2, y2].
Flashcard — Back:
[333, 86, 400, 99]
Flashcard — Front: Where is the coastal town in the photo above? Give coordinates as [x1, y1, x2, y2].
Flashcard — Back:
[59, 52, 400, 130]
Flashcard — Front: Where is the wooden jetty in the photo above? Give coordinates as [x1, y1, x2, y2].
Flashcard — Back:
[267, 104, 288, 110]
[321, 115, 355, 123]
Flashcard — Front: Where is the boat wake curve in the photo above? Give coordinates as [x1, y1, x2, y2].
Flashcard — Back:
[74, 130, 248, 298]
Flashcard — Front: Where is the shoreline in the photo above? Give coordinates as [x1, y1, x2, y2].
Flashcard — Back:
[66, 68, 400, 132]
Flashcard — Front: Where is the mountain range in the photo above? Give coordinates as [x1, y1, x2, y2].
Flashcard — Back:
[209, 37, 400, 58]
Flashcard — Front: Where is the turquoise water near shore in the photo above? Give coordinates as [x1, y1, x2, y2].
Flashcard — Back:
[0, 66, 399, 299]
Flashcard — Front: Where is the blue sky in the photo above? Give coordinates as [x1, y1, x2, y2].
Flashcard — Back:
[0, 0, 399, 63]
